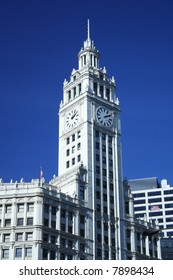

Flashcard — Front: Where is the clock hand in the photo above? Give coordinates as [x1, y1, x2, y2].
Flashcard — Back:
[71, 111, 78, 119]
[104, 114, 112, 118]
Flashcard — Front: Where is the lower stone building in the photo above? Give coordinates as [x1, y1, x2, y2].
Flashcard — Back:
[0, 172, 161, 260]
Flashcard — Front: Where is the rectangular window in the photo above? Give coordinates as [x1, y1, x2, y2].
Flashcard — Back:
[26, 232, 33, 241]
[80, 228, 85, 237]
[73, 87, 76, 98]
[80, 215, 85, 224]
[109, 147, 112, 155]
[72, 134, 75, 141]
[110, 195, 114, 203]
[77, 130, 81, 138]
[52, 206, 56, 216]
[18, 204, 24, 213]
[72, 146, 75, 153]
[44, 218, 49, 226]
[66, 161, 70, 168]
[60, 253, 65, 260]
[16, 248, 22, 258]
[106, 88, 110, 100]
[25, 247, 32, 258]
[43, 249, 48, 260]
[102, 156, 106, 164]
[5, 219, 11, 227]
[94, 82, 97, 94]
[68, 225, 72, 234]
[100, 85, 103, 98]
[97, 204, 101, 212]
[96, 166, 100, 174]
[148, 191, 161, 196]
[103, 194, 107, 202]
[27, 217, 33, 225]
[80, 187, 85, 200]
[97, 220, 101, 229]
[110, 183, 113, 191]
[5, 204, 12, 214]
[60, 238, 66, 247]
[96, 191, 100, 199]
[80, 243, 85, 252]
[27, 203, 34, 212]
[77, 154, 81, 162]
[17, 218, 23, 226]
[102, 144, 106, 152]
[44, 204, 49, 213]
[103, 169, 107, 176]
[104, 206, 107, 214]
[51, 220, 56, 229]
[72, 158, 75, 165]
[77, 142, 81, 150]
[109, 171, 113, 179]
[103, 181, 107, 189]
[68, 90, 71, 101]
[96, 142, 99, 149]
[66, 137, 70, 145]
[43, 233, 48, 242]
[68, 240, 73, 249]
[96, 154, 100, 161]
[95, 130, 99, 138]
[102, 133, 106, 140]
[165, 197, 173, 202]
[16, 233, 23, 241]
[78, 83, 81, 94]
[51, 236, 56, 244]
[61, 209, 66, 218]
[134, 199, 146, 205]
[66, 149, 70, 156]
[61, 223, 66, 231]
[2, 249, 9, 259]
[96, 178, 100, 186]
[4, 234, 10, 242]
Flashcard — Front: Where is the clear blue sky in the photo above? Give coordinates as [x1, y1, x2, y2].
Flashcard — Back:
[0, 0, 173, 184]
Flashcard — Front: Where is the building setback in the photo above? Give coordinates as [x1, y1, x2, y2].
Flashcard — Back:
[0, 21, 161, 260]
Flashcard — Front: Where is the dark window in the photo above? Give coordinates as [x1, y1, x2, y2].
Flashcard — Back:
[52, 206, 56, 215]
[44, 204, 49, 213]
[16, 248, 22, 258]
[27, 217, 33, 225]
[106, 88, 110, 100]
[165, 196, 173, 202]
[148, 198, 161, 203]
[66, 161, 70, 168]
[133, 193, 145, 198]
[148, 191, 161, 196]
[80, 215, 85, 224]
[134, 199, 146, 205]
[66, 137, 70, 145]
[94, 83, 97, 94]
[44, 218, 49, 226]
[17, 218, 23, 226]
[72, 134, 75, 141]
[50, 250, 55, 260]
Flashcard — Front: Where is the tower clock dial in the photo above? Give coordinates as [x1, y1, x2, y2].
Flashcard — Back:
[96, 106, 113, 127]
[66, 108, 79, 129]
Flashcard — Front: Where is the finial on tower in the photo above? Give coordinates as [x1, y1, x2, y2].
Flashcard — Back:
[87, 18, 90, 41]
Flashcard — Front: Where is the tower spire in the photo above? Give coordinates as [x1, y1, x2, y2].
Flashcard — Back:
[87, 18, 90, 41]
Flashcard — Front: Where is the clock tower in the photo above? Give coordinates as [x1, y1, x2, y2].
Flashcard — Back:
[58, 20, 126, 259]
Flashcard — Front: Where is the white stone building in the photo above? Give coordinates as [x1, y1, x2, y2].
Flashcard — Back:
[0, 21, 161, 260]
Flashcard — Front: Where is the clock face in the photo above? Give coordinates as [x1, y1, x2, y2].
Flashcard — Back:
[96, 107, 113, 127]
[66, 109, 79, 129]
